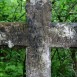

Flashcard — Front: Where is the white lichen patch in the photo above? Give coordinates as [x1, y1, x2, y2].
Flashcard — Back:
[56, 23, 76, 39]
[41, 45, 51, 77]
[30, 0, 38, 5]
[7, 40, 14, 48]
[0, 32, 6, 40]
[58, 26, 75, 39]
[30, 0, 47, 5]
[62, 26, 75, 38]
[29, 67, 39, 77]
[42, 51, 51, 67]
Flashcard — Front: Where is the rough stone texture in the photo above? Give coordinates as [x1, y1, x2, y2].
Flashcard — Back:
[1, 22, 77, 48]
[49, 23, 77, 48]
[26, 1, 51, 77]
[0, 22, 27, 47]
[30, 0, 49, 5]
[0, 23, 77, 48]
[0, 1, 77, 77]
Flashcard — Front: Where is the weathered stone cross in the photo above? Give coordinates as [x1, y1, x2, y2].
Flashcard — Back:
[0, 0, 77, 77]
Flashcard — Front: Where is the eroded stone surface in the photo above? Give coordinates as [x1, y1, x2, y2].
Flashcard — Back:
[0, 23, 77, 48]
[49, 23, 77, 47]
[30, 0, 49, 5]
[0, 1, 77, 77]
[26, 1, 51, 77]
[0, 22, 27, 47]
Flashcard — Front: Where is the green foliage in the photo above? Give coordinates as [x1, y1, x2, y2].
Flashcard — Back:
[51, 48, 76, 77]
[52, 0, 77, 22]
[0, 0, 26, 22]
[0, 48, 25, 77]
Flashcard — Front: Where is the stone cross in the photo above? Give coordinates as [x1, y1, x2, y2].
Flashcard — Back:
[0, 0, 77, 77]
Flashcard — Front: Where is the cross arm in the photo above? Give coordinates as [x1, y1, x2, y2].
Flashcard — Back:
[49, 23, 77, 48]
[0, 22, 77, 48]
[0, 22, 28, 48]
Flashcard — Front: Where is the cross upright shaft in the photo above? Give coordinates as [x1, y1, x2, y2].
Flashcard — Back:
[26, 0, 51, 77]
[30, 0, 49, 5]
